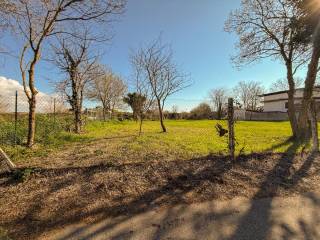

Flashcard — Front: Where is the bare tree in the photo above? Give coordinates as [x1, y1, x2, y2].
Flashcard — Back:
[4, 0, 125, 147]
[0, 1, 13, 54]
[131, 62, 156, 135]
[54, 35, 97, 133]
[233, 81, 263, 111]
[171, 105, 179, 119]
[269, 77, 304, 92]
[131, 38, 190, 132]
[208, 88, 227, 120]
[87, 65, 127, 120]
[226, 0, 310, 138]
[293, 0, 320, 143]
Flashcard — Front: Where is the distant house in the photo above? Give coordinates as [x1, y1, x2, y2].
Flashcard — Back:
[235, 87, 320, 121]
[259, 87, 320, 113]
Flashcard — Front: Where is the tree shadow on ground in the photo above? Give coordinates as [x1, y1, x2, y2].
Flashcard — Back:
[0, 139, 319, 240]
[226, 140, 319, 240]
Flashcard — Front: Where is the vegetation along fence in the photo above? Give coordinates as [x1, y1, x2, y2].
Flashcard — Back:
[0, 91, 73, 148]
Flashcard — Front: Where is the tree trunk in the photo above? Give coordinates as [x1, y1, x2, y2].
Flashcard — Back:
[74, 99, 82, 134]
[286, 62, 299, 139]
[308, 100, 319, 152]
[139, 113, 143, 136]
[157, 99, 167, 132]
[102, 104, 107, 121]
[297, 26, 320, 141]
[27, 96, 36, 147]
[74, 109, 81, 134]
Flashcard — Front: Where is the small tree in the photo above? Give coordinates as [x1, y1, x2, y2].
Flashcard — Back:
[123, 93, 146, 121]
[132, 37, 190, 132]
[54, 35, 97, 133]
[123, 92, 148, 134]
[209, 88, 227, 120]
[189, 103, 213, 120]
[87, 65, 127, 120]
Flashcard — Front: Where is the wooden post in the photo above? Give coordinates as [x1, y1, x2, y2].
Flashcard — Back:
[228, 98, 235, 160]
[0, 148, 16, 172]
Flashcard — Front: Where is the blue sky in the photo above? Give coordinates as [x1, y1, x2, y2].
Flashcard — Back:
[0, 0, 305, 111]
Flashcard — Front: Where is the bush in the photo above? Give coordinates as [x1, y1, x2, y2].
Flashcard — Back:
[188, 103, 213, 120]
[0, 117, 27, 145]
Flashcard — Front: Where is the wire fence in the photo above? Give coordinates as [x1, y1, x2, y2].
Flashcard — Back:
[0, 91, 73, 147]
[0, 91, 136, 148]
[0, 90, 212, 148]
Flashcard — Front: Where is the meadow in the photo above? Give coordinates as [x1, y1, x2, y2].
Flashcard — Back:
[2, 119, 320, 240]
[0, 119, 302, 165]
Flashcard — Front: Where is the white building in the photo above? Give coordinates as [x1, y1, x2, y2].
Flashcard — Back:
[260, 87, 320, 112]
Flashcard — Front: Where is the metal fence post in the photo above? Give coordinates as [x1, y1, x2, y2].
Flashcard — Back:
[14, 90, 18, 147]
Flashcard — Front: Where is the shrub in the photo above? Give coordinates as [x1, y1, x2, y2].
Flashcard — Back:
[188, 103, 213, 120]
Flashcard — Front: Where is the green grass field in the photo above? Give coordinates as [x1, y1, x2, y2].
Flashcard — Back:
[84, 119, 296, 154]
[1, 119, 303, 163]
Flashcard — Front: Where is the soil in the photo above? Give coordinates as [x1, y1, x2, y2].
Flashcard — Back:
[0, 149, 319, 240]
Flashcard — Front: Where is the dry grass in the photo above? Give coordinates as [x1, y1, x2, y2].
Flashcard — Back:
[0, 150, 319, 239]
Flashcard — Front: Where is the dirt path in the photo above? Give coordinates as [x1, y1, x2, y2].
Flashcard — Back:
[1, 150, 319, 239]
[39, 191, 320, 240]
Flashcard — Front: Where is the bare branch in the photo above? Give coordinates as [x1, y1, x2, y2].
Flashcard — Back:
[131, 37, 191, 132]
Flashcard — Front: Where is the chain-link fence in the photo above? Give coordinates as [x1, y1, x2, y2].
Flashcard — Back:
[0, 91, 74, 147]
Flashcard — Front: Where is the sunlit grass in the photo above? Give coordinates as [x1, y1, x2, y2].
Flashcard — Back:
[2, 119, 308, 163]
[83, 120, 297, 156]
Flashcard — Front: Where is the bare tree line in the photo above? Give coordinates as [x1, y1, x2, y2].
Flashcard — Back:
[1, 0, 126, 147]
[0, 0, 191, 143]
[87, 65, 127, 121]
[208, 81, 264, 119]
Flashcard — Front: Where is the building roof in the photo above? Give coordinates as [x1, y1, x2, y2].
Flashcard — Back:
[259, 86, 320, 97]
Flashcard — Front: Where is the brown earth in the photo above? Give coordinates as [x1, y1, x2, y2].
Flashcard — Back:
[0, 143, 319, 239]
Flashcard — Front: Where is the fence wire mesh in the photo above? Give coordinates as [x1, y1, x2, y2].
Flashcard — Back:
[0, 91, 73, 147]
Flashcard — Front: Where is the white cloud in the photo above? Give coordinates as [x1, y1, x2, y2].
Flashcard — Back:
[0, 76, 62, 113]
